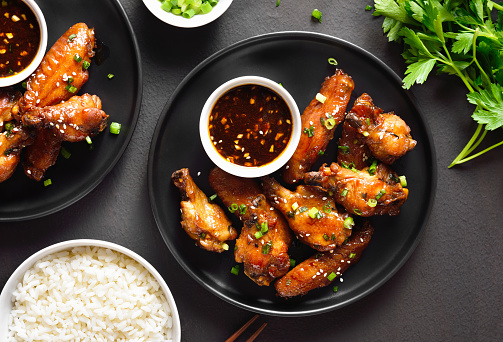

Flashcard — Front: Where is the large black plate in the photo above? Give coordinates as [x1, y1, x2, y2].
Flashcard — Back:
[0, 0, 141, 221]
[148, 32, 436, 316]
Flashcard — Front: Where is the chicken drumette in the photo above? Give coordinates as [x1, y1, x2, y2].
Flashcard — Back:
[304, 162, 408, 217]
[209, 167, 292, 286]
[345, 93, 416, 165]
[282, 69, 354, 184]
[172, 168, 237, 253]
[275, 220, 373, 297]
[261, 176, 352, 252]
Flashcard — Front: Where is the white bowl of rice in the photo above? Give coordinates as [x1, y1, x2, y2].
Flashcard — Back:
[0, 239, 181, 342]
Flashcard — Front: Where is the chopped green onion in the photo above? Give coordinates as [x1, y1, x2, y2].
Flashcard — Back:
[65, 84, 77, 93]
[182, 8, 196, 18]
[353, 208, 362, 216]
[200, 1, 213, 13]
[399, 175, 407, 187]
[286, 211, 295, 218]
[325, 118, 336, 130]
[276, 0, 280, 7]
[208, 194, 217, 201]
[312, 8, 322, 22]
[367, 198, 377, 207]
[230, 265, 239, 275]
[308, 207, 319, 219]
[365, 5, 373, 11]
[328, 57, 338, 65]
[362, 131, 370, 137]
[109, 122, 121, 135]
[316, 93, 327, 104]
[260, 222, 268, 233]
[221, 243, 229, 251]
[254, 231, 263, 239]
[291, 202, 299, 211]
[238, 204, 247, 215]
[261, 241, 272, 254]
[331, 233, 336, 241]
[82, 60, 91, 70]
[85, 136, 92, 145]
[289, 258, 296, 267]
[298, 206, 308, 213]
[200, 232, 206, 239]
[323, 233, 329, 241]
[341, 188, 348, 197]
[338, 145, 350, 154]
[317, 150, 325, 156]
[333, 286, 339, 292]
[228, 203, 238, 213]
[286, 279, 292, 286]
[349, 252, 356, 258]
[375, 189, 386, 200]
[107, 73, 115, 79]
[73, 54, 82, 62]
[327, 272, 336, 281]
[44, 179, 52, 187]
[323, 203, 331, 213]
[303, 125, 315, 137]
[368, 159, 378, 175]
[60, 146, 71, 159]
[67, 76, 74, 84]
[67, 33, 76, 42]
[343, 217, 355, 229]
[161, 0, 173, 12]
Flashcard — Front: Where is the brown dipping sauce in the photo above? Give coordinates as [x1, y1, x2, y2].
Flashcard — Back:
[209, 84, 293, 167]
[0, 0, 40, 77]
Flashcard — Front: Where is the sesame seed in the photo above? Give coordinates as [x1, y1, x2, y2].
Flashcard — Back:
[340, 278, 344, 283]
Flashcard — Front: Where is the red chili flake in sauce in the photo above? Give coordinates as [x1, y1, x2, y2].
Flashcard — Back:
[0, 0, 40, 77]
[209, 84, 293, 167]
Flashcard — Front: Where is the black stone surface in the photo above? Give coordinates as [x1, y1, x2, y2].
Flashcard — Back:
[1, 1, 502, 340]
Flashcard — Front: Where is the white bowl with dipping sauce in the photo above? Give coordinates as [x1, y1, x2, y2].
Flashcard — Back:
[0, 239, 181, 341]
[200, 75, 301, 178]
[0, 0, 47, 87]
[142, 0, 233, 28]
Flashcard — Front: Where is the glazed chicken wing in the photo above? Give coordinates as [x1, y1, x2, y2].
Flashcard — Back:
[0, 88, 22, 124]
[304, 162, 408, 216]
[172, 168, 237, 253]
[16, 23, 95, 112]
[0, 124, 33, 183]
[261, 176, 352, 251]
[337, 96, 376, 170]
[22, 94, 108, 142]
[282, 69, 354, 184]
[345, 93, 416, 164]
[275, 220, 373, 297]
[209, 167, 292, 286]
[22, 128, 62, 181]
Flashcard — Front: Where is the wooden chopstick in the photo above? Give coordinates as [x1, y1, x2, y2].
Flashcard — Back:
[225, 314, 266, 342]
[245, 322, 267, 342]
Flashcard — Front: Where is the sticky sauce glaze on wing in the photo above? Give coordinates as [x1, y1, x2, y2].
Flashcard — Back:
[209, 167, 292, 286]
[275, 220, 373, 298]
[16, 22, 95, 112]
[282, 69, 354, 184]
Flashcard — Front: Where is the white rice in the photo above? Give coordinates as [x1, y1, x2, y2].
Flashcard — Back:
[7, 246, 173, 342]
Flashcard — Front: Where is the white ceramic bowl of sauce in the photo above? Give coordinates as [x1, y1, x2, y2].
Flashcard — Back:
[0, 0, 47, 87]
[200, 75, 301, 178]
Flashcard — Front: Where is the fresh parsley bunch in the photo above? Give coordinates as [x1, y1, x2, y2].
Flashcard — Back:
[373, 0, 503, 167]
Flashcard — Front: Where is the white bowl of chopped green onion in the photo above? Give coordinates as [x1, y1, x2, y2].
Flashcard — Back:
[142, 0, 232, 28]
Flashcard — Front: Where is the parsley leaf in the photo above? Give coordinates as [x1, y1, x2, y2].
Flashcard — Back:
[373, 0, 503, 167]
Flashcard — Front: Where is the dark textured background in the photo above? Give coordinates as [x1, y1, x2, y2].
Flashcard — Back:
[2, 0, 503, 340]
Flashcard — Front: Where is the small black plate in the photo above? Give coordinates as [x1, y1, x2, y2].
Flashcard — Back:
[148, 32, 436, 316]
[0, 0, 141, 221]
